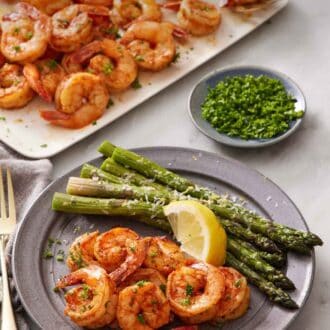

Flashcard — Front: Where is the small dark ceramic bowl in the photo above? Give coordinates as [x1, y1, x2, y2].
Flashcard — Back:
[189, 66, 306, 148]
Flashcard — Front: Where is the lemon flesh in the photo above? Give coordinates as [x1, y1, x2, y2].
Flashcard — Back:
[163, 200, 227, 266]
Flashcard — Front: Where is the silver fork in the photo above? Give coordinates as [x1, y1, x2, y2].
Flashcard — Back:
[0, 167, 17, 330]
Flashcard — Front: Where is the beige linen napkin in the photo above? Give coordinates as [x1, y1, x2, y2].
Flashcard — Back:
[0, 143, 52, 329]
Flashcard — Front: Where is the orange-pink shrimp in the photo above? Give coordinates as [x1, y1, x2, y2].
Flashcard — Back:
[50, 4, 111, 53]
[143, 236, 185, 277]
[1, 2, 51, 63]
[23, 0, 72, 15]
[111, 0, 162, 28]
[163, 0, 221, 36]
[66, 231, 100, 272]
[62, 39, 138, 92]
[39, 72, 110, 129]
[167, 262, 225, 320]
[23, 58, 66, 102]
[93, 227, 147, 284]
[117, 281, 170, 330]
[56, 265, 118, 328]
[120, 21, 185, 71]
[75, 0, 113, 6]
[214, 267, 249, 321]
[0, 63, 34, 109]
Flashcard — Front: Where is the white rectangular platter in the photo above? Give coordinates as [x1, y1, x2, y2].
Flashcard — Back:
[0, 1, 288, 159]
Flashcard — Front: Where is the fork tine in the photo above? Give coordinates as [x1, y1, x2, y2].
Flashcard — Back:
[0, 166, 6, 220]
[6, 168, 16, 223]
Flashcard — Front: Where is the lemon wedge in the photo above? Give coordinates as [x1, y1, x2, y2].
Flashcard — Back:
[163, 200, 227, 266]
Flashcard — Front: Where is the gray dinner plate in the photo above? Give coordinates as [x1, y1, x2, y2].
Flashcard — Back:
[12, 147, 314, 329]
[189, 66, 306, 148]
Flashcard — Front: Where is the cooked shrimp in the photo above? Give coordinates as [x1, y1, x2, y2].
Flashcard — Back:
[167, 262, 225, 319]
[163, 0, 221, 36]
[66, 231, 100, 272]
[1, 3, 51, 63]
[214, 267, 248, 321]
[23, 58, 66, 102]
[221, 286, 250, 321]
[93, 227, 147, 283]
[117, 281, 170, 330]
[120, 21, 178, 71]
[227, 0, 275, 13]
[39, 72, 110, 128]
[50, 4, 111, 53]
[56, 265, 118, 328]
[24, 0, 72, 16]
[62, 39, 138, 92]
[143, 236, 185, 277]
[0, 63, 34, 109]
[118, 268, 167, 291]
[75, 0, 113, 6]
[111, 0, 162, 28]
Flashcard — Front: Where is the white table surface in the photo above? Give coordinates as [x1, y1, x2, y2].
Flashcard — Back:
[44, 1, 329, 329]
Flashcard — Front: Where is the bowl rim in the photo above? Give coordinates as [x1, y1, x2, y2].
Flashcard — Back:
[188, 65, 307, 148]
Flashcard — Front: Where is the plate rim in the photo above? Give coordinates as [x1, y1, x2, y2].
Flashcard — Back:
[12, 146, 314, 329]
[188, 64, 306, 148]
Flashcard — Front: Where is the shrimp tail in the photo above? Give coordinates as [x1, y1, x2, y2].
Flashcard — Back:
[172, 25, 189, 41]
[40, 110, 70, 121]
[162, 1, 182, 11]
[56, 272, 81, 289]
[23, 64, 53, 103]
[71, 40, 103, 64]
[109, 239, 147, 284]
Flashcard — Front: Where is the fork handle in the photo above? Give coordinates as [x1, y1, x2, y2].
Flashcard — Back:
[0, 237, 17, 330]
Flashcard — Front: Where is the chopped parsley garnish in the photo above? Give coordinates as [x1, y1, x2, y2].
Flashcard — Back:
[103, 63, 113, 75]
[180, 297, 191, 306]
[136, 280, 147, 287]
[40, 144, 48, 148]
[25, 32, 33, 40]
[137, 313, 145, 324]
[149, 251, 157, 257]
[56, 250, 65, 262]
[107, 98, 114, 107]
[13, 27, 20, 34]
[47, 238, 55, 247]
[46, 59, 58, 70]
[201, 74, 304, 140]
[103, 26, 121, 39]
[0, 116, 6, 121]
[53, 286, 60, 293]
[159, 284, 166, 294]
[43, 249, 53, 259]
[135, 55, 144, 62]
[185, 284, 194, 297]
[132, 78, 142, 89]
[13, 45, 21, 52]
[92, 121, 97, 126]
[69, 252, 86, 269]
[129, 244, 136, 252]
[234, 279, 242, 288]
[172, 52, 180, 63]
[80, 284, 90, 300]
